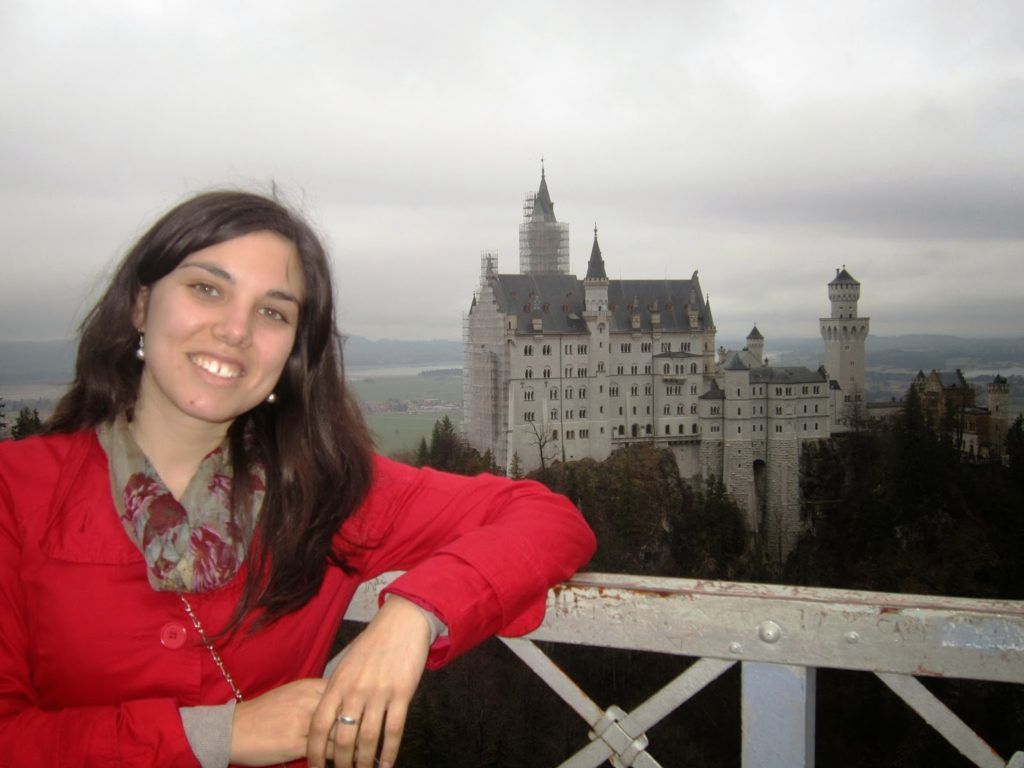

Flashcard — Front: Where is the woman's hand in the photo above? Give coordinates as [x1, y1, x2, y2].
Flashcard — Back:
[229, 678, 328, 766]
[307, 595, 432, 768]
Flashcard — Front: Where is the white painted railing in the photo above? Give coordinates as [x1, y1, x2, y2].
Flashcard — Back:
[344, 572, 1024, 768]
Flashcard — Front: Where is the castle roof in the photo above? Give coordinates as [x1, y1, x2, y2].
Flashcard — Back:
[700, 380, 726, 400]
[749, 366, 828, 385]
[585, 228, 608, 281]
[746, 325, 763, 340]
[487, 272, 711, 335]
[722, 351, 749, 371]
[532, 169, 557, 223]
[829, 267, 859, 286]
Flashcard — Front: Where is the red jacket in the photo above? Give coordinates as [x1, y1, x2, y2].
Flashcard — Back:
[0, 431, 595, 767]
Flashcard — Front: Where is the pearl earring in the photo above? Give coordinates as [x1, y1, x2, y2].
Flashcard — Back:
[135, 334, 145, 361]
[267, 393, 277, 404]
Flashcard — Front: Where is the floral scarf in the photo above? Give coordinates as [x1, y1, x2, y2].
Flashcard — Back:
[97, 415, 265, 593]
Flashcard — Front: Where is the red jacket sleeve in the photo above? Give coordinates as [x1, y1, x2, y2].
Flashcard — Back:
[337, 457, 596, 668]
[0, 436, 199, 768]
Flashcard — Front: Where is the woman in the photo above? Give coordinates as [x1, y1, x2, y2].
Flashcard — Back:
[0, 191, 595, 768]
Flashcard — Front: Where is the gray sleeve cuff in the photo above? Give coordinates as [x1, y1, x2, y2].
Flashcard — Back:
[180, 700, 236, 768]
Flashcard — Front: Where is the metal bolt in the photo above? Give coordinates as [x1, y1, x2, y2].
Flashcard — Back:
[757, 620, 782, 644]
[845, 631, 860, 644]
[729, 642, 742, 654]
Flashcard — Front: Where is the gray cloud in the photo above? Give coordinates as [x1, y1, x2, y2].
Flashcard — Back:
[1, 0, 1022, 344]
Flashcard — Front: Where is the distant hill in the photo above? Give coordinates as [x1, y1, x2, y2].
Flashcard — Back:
[729, 335, 1024, 373]
[0, 336, 463, 385]
[3, 335, 1021, 387]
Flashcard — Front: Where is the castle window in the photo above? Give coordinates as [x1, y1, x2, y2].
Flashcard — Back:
[566, 410, 574, 419]
[785, 387, 792, 396]
[813, 385, 820, 394]
[803, 423, 807, 431]
[802, 386, 809, 394]
[646, 406, 651, 415]
[524, 411, 535, 422]
[664, 404, 671, 415]
[803, 405, 807, 413]
[815, 422, 819, 430]
[665, 425, 671, 435]
[550, 409, 558, 420]
[645, 424, 652, 435]
[524, 389, 534, 401]
[564, 344, 572, 354]
[775, 424, 783, 432]
[677, 404, 685, 414]
[644, 364, 652, 375]
[663, 363, 671, 374]
[543, 368, 551, 379]
[775, 406, 783, 415]
[550, 388, 558, 399]
[577, 344, 588, 354]
[662, 342, 672, 352]
[737, 388, 741, 397]
[524, 345, 533, 356]
[641, 342, 652, 353]
[632, 406, 637, 415]
[692, 424, 699, 434]
[631, 365, 639, 375]
[525, 368, 533, 379]
[618, 425, 625, 435]
[552, 430, 558, 440]
[565, 387, 573, 400]
[578, 368, 587, 377]
[580, 408, 587, 418]
[618, 406, 623, 415]
[630, 385, 639, 396]
[737, 407, 742, 415]
[617, 365, 625, 375]
[597, 362, 605, 372]
[566, 430, 574, 439]
[815, 404, 819, 413]
[776, 387, 782, 396]
[580, 387, 587, 398]
[645, 385, 653, 396]
[620, 343, 631, 353]
[564, 367, 572, 377]
[691, 385, 698, 394]
[690, 363, 698, 374]
[581, 429, 589, 438]
[610, 385, 619, 397]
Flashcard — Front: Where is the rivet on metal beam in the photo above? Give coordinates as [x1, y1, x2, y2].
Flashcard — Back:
[845, 631, 860, 644]
[729, 642, 742, 654]
[757, 620, 782, 644]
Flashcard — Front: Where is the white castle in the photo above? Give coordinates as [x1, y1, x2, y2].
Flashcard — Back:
[463, 171, 868, 556]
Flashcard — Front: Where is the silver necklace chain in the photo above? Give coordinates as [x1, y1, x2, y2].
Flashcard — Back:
[179, 594, 243, 702]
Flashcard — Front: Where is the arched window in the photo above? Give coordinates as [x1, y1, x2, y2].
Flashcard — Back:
[524, 345, 533, 356]
[663, 363, 670, 374]
[690, 363, 698, 374]
[524, 368, 533, 379]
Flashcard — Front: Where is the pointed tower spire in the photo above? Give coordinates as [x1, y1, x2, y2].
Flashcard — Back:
[585, 223, 608, 281]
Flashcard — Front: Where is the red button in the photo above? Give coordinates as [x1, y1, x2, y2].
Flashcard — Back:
[160, 622, 188, 649]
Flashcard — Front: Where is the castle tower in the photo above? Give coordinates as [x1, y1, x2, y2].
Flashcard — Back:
[819, 267, 869, 414]
[746, 325, 765, 366]
[519, 165, 570, 274]
[583, 225, 608, 313]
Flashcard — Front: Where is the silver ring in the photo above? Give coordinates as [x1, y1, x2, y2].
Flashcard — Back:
[336, 713, 359, 726]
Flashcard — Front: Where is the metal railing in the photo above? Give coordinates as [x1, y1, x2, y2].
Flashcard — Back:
[344, 572, 1024, 768]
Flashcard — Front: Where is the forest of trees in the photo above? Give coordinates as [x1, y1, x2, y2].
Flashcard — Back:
[344, 389, 1024, 767]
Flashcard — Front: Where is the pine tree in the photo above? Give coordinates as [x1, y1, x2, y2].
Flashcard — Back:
[11, 407, 42, 440]
[508, 451, 523, 479]
[0, 397, 7, 438]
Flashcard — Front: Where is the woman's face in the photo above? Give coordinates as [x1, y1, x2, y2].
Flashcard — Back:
[133, 230, 305, 432]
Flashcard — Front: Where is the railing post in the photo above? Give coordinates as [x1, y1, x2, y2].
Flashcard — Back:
[742, 662, 816, 768]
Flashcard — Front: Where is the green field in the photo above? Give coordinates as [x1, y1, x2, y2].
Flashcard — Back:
[364, 411, 464, 456]
[350, 373, 463, 456]
[349, 373, 462, 405]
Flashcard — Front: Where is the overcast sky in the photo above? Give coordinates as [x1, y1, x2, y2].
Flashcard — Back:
[1, 1, 1021, 346]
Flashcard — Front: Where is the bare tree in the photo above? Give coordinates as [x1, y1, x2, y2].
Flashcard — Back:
[524, 416, 558, 471]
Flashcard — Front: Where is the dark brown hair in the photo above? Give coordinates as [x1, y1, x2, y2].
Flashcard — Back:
[48, 190, 375, 630]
